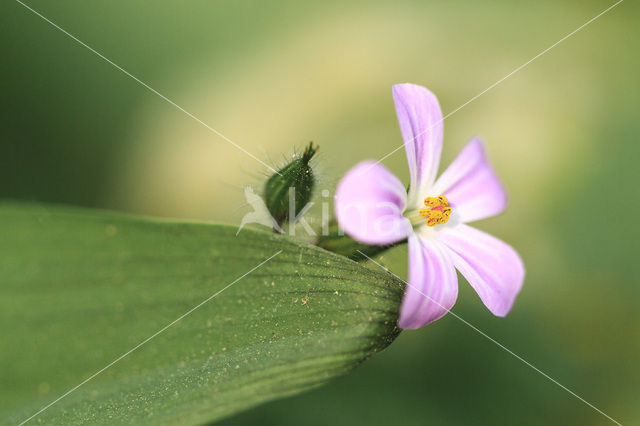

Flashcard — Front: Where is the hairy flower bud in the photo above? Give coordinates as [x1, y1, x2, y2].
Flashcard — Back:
[264, 142, 317, 228]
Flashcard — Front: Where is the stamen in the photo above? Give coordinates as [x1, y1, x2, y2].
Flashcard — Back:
[419, 195, 452, 227]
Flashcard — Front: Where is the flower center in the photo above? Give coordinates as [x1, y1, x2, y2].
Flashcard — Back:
[419, 195, 452, 227]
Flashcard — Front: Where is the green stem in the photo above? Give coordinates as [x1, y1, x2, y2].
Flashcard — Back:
[316, 220, 404, 261]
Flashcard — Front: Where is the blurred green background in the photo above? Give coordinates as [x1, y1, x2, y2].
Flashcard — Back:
[1, 0, 638, 424]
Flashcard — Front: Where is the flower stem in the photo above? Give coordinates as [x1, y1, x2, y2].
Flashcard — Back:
[316, 220, 404, 261]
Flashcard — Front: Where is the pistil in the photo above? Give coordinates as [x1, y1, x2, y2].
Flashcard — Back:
[419, 195, 452, 227]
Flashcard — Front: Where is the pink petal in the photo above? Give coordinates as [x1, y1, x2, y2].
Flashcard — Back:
[392, 84, 444, 199]
[398, 234, 458, 329]
[439, 224, 524, 317]
[335, 161, 412, 245]
[430, 138, 507, 223]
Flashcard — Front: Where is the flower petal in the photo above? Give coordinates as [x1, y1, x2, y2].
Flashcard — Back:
[398, 234, 458, 329]
[392, 83, 444, 202]
[335, 161, 411, 245]
[439, 224, 524, 317]
[430, 138, 507, 223]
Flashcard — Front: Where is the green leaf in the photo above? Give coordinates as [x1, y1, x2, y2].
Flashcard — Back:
[0, 203, 403, 425]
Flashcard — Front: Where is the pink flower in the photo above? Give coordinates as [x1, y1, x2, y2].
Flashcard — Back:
[335, 83, 524, 329]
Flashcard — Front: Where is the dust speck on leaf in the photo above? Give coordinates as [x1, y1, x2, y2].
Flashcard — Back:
[37, 382, 50, 394]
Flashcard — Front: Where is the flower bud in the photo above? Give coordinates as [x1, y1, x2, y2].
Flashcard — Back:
[264, 142, 317, 228]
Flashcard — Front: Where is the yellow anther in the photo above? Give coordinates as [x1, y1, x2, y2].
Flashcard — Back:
[419, 195, 452, 227]
[423, 195, 449, 208]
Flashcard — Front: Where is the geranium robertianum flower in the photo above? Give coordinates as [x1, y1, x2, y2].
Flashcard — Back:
[335, 83, 524, 329]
